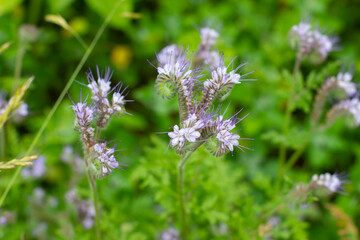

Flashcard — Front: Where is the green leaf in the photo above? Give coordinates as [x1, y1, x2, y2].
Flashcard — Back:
[0, 0, 22, 15]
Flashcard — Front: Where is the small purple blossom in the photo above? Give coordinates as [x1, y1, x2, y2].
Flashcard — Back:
[311, 173, 345, 193]
[71, 98, 95, 147]
[160, 227, 179, 240]
[22, 156, 46, 179]
[200, 27, 219, 47]
[289, 22, 336, 63]
[157, 44, 181, 66]
[93, 142, 123, 178]
[85, 67, 128, 128]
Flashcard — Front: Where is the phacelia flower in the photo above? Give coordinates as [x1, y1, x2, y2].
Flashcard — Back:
[161, 227, 180, 240]
[327, 97, 360, 127]
[335, 72, 356, 96]
[157, 44, 180, 66]
[86, 67, 128, 127]
[71, 99, 95, 147]
[200, 27, 219, 48]
[22, 156, 46, 179]
[202, 62, 242, 110]
[289, 22, 335, 63]
[93, 142, 122, 178]
[310, 173, 345, 193]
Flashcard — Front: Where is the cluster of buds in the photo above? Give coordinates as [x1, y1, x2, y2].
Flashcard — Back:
[195, 27, 220, 68]
[154, 29, 250, 157]
[70, 67, 129, 178]
[309, 173, 345, 193]
[311, 71, 357, 125]
[86, 67, 127, 127]
[326, 97, 360, 127]
[289, 22, 336, 63]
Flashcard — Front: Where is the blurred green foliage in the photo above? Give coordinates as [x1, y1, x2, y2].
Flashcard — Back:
[0, 0, 359, 239]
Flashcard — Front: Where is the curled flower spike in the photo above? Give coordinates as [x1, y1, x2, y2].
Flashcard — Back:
[92, 142, 124, 178]
[200, 27, 219, 48]
[71, 97, 95, 148]
[326, 97, 360, 127]
[311, 71, 356, 124]
[335, 72, 356, 96]
[157, 44, 181, 66]
[86, 67, 129, 127]
[310, 173, 345, 193]
[289, 22, 336, 63]
[202, 60, 244, 110]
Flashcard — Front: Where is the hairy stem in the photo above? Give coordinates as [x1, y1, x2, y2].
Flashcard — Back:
[84, 148, 102, 240]
[177, 142, 203, 239]
[0, 0, 124, 207]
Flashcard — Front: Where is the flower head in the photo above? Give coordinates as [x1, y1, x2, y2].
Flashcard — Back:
[289, 22, 336, 63]
[200, 27, 219, 48]
[86, 67, 129, 127]
[93, 142, 123, 178]
[311, 173, 345, 193]
[157, 44, 180, 66]
[71, 98, 95, 147]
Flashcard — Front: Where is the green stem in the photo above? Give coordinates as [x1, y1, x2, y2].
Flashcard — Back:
[12, 45, 25, 93]
[275, 55, 302, 190]
[0, 0, 124, 207]
[177, 142, 203, 239]
[84, 148, 102, 240]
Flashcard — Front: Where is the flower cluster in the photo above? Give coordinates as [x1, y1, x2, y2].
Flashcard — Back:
[310, 173, 345, 193]
[196, 27, 220, 69]
[289, 22, 336, 63]
[86, 67, 128, 127]
[160, 227, 180, 240]
[70, 67, 129, 178]
[327, 97, 360, 127]
[154, 30, 250, 156]
[311, 71, 358, 126]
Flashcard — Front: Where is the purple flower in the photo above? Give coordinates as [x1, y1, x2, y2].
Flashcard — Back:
[22, 156, 46, 179]
[311, 173, 346, 193]
[93, 142, 124, 178]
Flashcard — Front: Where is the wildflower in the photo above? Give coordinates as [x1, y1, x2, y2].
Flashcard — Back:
[157, 44, 180, 66]
[310, 173, 345, 193]
[200, 27, 219, 48]
[86, 67, 128, 127]
[22, 156, 46, 179]
[202, 62, 242, 110]
[326, 97, 360, 127]
[289, 22, 335, 63]
[77, 199, 96, 229]
[335, 72, 356, 96]
[161, 227, 180, 240]
[93, 142, 121, 178]
[157, 55, 192, 84]
[71, 99, 95, 147]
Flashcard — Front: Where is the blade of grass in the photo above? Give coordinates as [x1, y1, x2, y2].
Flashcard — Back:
[0, 0, 124, 207]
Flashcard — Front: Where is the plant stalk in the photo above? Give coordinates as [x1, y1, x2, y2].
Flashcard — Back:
[0, 0, 124, 207]
[84, 148, 102, 240]
[177, 142, 203, 239]
[276, 54, 302, 189]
